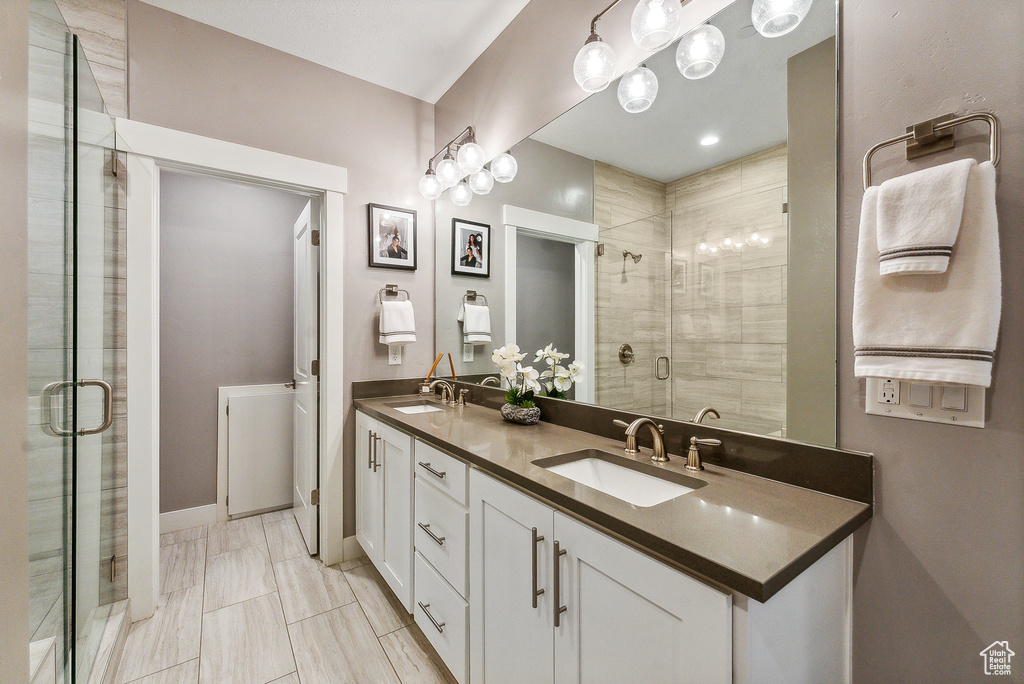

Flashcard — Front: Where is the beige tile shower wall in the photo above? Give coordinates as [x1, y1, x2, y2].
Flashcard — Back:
[668, 144, 788, 435]
[593, 162, 671, 416]
[55, 0, 126, 117]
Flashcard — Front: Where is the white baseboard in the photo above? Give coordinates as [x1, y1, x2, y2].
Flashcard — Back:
[160, 504, 218, 534]
[343, 535, 366, 562]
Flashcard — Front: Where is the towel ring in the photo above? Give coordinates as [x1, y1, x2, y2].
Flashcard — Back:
[463, 290, 488, 306]
[378, 284, 410, 305]
[863, 112, 1000, 190]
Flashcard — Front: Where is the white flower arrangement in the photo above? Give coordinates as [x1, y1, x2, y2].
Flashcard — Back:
[534, 344, 585, 399]
[491, 344, 541, 407]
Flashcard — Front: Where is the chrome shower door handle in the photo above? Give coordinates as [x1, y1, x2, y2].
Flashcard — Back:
[77, 379, 113, 436]
[656, 356, 670, 380]
[40, 380, 74, 437]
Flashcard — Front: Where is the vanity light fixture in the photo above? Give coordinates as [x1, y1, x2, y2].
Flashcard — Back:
[450, 180, 473, 206]
[676, 24, 725, 80]
[469, 167, 495, 195]
[490, 150, 518, 183]
[696, 241, 709, 255]
[700, 134, 720, 146]
[631, 0, 683, 51]
[573, 0, 622, 93]
[618, 64, 658, 113]
[457, 140, 486, 174]
[435, 149, 462, 188]
[418, 165, 444, 200]
[752, 0, 813, 38]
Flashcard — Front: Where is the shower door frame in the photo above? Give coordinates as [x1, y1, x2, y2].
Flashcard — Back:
[116, 118, 349, 618]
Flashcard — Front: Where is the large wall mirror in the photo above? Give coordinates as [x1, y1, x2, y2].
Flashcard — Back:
[435, 0, 838, 447]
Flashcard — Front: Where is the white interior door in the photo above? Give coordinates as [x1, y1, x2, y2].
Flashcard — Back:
[293, 200, 318, 553]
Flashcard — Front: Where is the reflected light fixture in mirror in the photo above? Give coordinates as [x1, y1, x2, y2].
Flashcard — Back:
[700, 134, 720, 145]
[457, 141, 486, 174]
[450, 180, 473, 206]
[618, 64, 658, 113]
[491, 151, 518, 183]
[631, 0, 683, 51]
[574, 34, 617, 93]
[752, 0, 813, 37]
[469, 168, 494, 195]
[676, 24, 726, 79]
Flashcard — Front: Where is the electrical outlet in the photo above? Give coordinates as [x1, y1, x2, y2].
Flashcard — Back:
[877, 378, 900, 404]
[388, 344, 402, 365]
[463, 344, 474, 362]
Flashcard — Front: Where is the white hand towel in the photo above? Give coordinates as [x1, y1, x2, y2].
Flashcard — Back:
[876, 158, 975, 276]
[457, 303, 491, 344]
[379, 299, 416, 345]
[854, 161, 1000, 387]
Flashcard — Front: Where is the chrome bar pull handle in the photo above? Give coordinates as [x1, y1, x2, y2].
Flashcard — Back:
[417, 462, 447, 479]
[532, 527, 545, 609]
[77, 379, 113, 436]
[40, 380, 74, 437]
[418, 602, 445, 633]
[553, 540, 567, 627]
[418, 522, 446, 546]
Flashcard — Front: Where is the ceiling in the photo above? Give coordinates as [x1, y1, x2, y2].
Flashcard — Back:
[530, 0, 837, 183]
[138, 0, 531, 103]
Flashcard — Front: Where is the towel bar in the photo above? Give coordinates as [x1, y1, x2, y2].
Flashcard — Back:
[378, 283, 410, 304]
[863, 112, 1000, 189]
[463, 290, 488, 305]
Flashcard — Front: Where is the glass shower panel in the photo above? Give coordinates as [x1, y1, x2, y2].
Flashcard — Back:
[594, 211, 673, 416]
[27, 0, 74, 681]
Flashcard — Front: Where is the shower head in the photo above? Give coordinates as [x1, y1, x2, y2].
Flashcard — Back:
[622, 250, 643, 264]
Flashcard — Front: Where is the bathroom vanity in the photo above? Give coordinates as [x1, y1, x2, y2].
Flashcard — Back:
[353, 394, 871, 684]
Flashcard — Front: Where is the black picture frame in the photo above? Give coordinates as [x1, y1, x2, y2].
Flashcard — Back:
[368, 203, 417, 271]
[451, 218, 491, 278]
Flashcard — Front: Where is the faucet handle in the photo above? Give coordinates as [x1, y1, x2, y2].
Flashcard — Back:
[613, 419, 630, 429]
[690, 436, 721, 447]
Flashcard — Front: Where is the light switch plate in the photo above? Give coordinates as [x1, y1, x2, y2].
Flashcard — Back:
[388, 344, 402, 365]
[866, 378, 984, 428]
[463, 344, 474, 362]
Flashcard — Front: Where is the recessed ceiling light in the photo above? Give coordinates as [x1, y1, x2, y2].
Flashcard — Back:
[700, 135, 720, 146]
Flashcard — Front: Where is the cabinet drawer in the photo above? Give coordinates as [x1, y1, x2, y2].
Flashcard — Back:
[415, 478, 468, 597]
[415, 552, 468, 684]
[414, 440, 468, 505]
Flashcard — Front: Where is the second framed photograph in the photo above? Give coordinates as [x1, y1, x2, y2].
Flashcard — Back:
[368, 203, 417, 271]
[451, 218, 490, 278]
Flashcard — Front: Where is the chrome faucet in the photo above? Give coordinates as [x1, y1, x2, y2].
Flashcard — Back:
[425, 379, 455, 405]
[685, 436, 721, 471]
[613, 418, 668, 463]
[481, 376, 501, 387]
[692, 407, 720, 424]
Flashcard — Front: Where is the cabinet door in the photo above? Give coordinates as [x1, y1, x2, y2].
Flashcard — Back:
[470, 470, 555, 684]
[378, 422, 414, 611]
[553, 513, 732, 684]
[355, 412, 381, 563]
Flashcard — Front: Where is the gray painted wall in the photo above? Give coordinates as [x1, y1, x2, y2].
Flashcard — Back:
[516, 234, 576, 396]
[128, 0, 435, 535]
[438, 1, 1024, 679]
[1, 0, 30, 679]
[434, 137, 594, 377]
[159, 172, 309, 513]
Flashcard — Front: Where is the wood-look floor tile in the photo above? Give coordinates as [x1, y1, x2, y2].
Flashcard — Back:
[115, 585, 202, 682]
[288, 603, 400, 684]
[206, 517, 266, 556]
[266, 673, 300, 684]
[334, 556, 370, 572]
[260, 509, 295, 524]
[126, 658, 199, 684]
[160, 539, 206, 595]
[160, 526, 207, 548]
[275, 555, 356, 624]
[199, 593, 295, 684]
[343, 563, 412, 637]
[380, 624, 457, 684]
[203, 544, 276, 613]
[263, 517, 308, 564]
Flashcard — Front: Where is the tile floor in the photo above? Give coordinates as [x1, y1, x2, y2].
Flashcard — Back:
[115, 509, 455, 684]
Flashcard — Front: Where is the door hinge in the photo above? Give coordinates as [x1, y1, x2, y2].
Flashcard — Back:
[311, 229, 320, 246]
[311, 359, 320, 376]
[310, 489, 320, 506]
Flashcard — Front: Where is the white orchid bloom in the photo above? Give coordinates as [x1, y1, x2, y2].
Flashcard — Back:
[553, 374, 573, 392]
[568, 362, 585, 380]
[516, 364, 542, 393]
[492, 347, 507, 365]
[499, 363, 518, 382]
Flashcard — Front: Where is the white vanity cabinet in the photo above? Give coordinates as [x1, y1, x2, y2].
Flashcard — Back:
[354, 410, 414, 610]
[469, 469, 733, 684]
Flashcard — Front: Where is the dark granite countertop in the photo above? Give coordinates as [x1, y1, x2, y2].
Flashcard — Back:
[355, 395, 871, 602]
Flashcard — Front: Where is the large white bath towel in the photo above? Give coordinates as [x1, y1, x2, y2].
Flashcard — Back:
[379, 299, 416, 345]
[458, 303, 491, 344]
[854, 161, 1000, 387]
[876, 158, 975, 276]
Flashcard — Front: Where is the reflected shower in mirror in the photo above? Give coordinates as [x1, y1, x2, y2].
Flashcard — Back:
[435, 0, 837, 447]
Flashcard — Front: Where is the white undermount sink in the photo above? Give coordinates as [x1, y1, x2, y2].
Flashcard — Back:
[386, 399, 447, 415]
[535, 450, 705, 507]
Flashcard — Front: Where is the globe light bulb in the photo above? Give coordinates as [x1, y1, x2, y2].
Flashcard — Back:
[631, 0, 683, 51]
[752, 0, 813, 38]
[676, 24, 725, 80]
[450, 180, 473, 207]
[436, 153, 462, 188]
[469, 168, 494, 195]
[746, 233, 761, 246]
[491, 151, 518, 183]
[617, 65, 658, 114]
[457, 141, 485, 174]
[573, 36, 616, 93]
[418, 169, 443, 200]
[696, 242, 708, 254]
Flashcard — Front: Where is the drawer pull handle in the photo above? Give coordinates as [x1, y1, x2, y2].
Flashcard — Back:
[418, 602, 445, 633]
[418, 461, 447, 479]
[368, 431, 375, 469]
[553, 540, 568, 627]
[532, 527, 545, 609]
[418, 522, 446, 546]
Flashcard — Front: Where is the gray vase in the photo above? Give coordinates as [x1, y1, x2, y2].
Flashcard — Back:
[501, 403, 541, 425]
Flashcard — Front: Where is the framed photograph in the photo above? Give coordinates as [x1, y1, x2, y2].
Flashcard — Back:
[451, 218, 490, 278]
[368, 203, 417, 271]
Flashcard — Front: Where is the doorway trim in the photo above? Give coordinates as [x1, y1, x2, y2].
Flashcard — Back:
[502, 205, 597, 403]
[118, 118, 348, 618]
